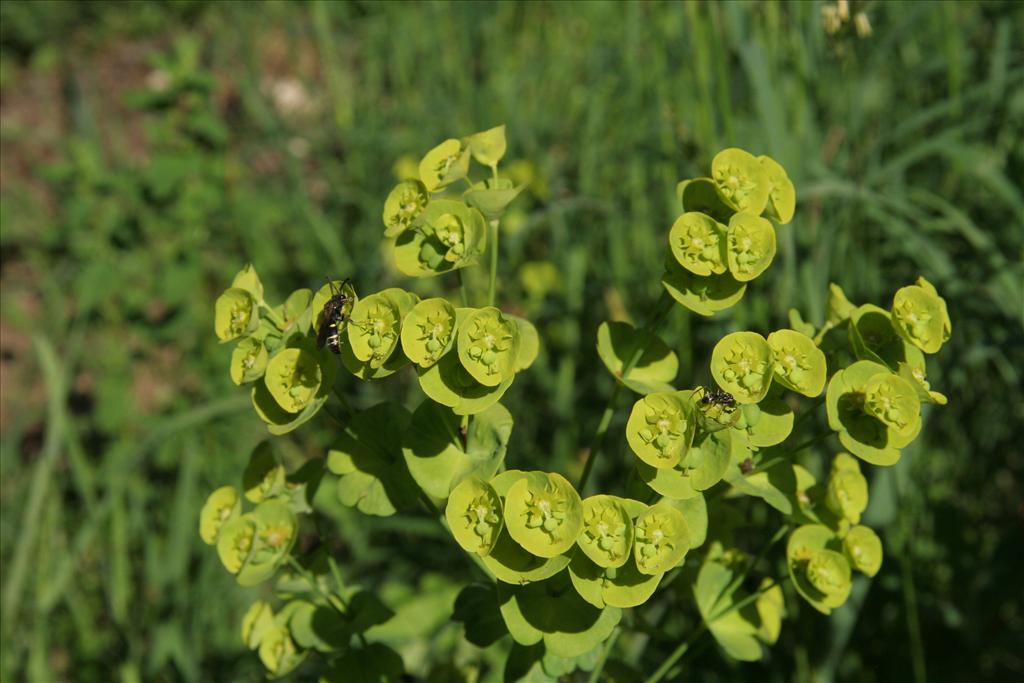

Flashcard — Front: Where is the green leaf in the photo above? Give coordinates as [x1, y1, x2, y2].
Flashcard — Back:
[242, 441, 286, 503]
[326, 402, 419, 517]
[513, 315, 540, 372]
[464, 178, 525, 220]
[662, 255, 746, 317]
[758, 155, 796, 225]
[498, 575, 622, 658]
[596, 321, 678, 394]
[694, 545, 765, 662]
[420, 138, 470, 192]
[452, 583, 507, 647]
[465, 124, 507, 166]
[320, 643, 405, 683]
[637, 428, 733, 499]
[417, 347, 513, 415]
[568, 552, 663, 609]
[403, 400, 511, 502]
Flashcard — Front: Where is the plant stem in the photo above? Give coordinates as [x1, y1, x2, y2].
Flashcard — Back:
[643, 576, 789, 683]
[587, 626, 621, 683]
[577, 291, 675, 492]
[787, 430, 833, 455]
[456, 269, 469, 307]
[711, 523, 790, 614]
[259, 301, 287, 329]
[487, 219, 499, 306]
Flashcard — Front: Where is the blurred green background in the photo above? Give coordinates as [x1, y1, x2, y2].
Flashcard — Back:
[1, 1, 1022, 681]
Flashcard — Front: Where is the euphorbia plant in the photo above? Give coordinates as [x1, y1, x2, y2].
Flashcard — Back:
[201, 131, 950, 681]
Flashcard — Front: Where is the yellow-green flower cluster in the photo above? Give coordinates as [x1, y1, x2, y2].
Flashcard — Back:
[664, 148, 795, 316]
[200, 444, 301, 587]
[386, 126, 524, 277]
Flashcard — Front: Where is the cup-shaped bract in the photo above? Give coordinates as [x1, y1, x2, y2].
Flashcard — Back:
[725, 212, 776, 282]
[231, 337, 269, 385]
[843, 525, 883, 577]
[662, 255, 747, 317]
[767, 329, 827, 397]
[825, 467, 868, 524]
[241, 600, 275, 650]
[577, 495, 635, 569]
[457, 307, 520, 387]
[465, 124, 507, 167]
[711, 148, 771, 216]
[826, 361, 918, 466]
[347, 292, 402, 369]
[401, 297, 457, 368]
[711, 331, 774, 404]
[383, 180, 429, 238]
[626, 392, 695, 469]
[243, 442, 286, 503]
[446, 477, 504, 556]
[258, 625, 304, 678]
[200, 485, 242, 545]
[395, 200, 488, 277]
[420, 200, 484, 265]
[215, 288, 259, 342]
[419, 138, 470, 192]
[758, 155, 796, 225]
[633, 504, 690, 575]
[264, 348, 322, 413]
[787, 525, 852, 614]
[231, 263, 264, 302]
[890, 277, 951, 354]
[669, 212, 728, 276]
[805, 549, 852, 598]
[862, 373, 921, 438]
[238, 499, 298, 585]
[503, 472, 583, 558]
[217, 515, 257, 574]
[676, 178, 734, 224]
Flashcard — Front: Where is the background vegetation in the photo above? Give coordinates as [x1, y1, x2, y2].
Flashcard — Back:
[1, 1, 1021, 681]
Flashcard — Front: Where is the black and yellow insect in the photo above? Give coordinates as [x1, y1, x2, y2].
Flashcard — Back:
[317, 278, 353, 354]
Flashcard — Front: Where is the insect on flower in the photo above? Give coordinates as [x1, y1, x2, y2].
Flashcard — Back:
[317, 277, 353, 354]
[699, 386, 738, 413]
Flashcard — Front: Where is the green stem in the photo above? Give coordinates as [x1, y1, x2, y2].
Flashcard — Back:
[1, 337, 65, 640]
[711, 524, 790, 615]
[587, 626, 621, 683]
[643, 576, 789, 683]
[787, 430, 833, 456]
[791, 395, 826, 432]
[577, 291, 675, 493]
[456, 269, 469, 307]
[487, 219, 500, 307]
[259, 301, 287, 329]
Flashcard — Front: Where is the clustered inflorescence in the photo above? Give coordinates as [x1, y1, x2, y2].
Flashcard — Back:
[201, 133, 950, 679]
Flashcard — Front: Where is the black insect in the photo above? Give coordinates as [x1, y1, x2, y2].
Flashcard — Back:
[699, 386, 737, 413]
[317, 278, 352, 354]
